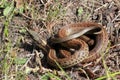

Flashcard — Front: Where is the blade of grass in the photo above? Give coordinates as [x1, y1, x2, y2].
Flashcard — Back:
[95, 71, 120, 80]
[40, 72, 61, 80]
[54, 60, 72, 80]
[99, 41, 117, 80]
[78, 68, 90, 80]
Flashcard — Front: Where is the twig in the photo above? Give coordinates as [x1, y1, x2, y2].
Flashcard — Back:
[112, 13, 120, 22]
[94, 3, 108, 12]
[21, 13, 33, 20]
[113, 0, 120, 9]
[20, 56, 32, 70]
[110, 43, 120, 49]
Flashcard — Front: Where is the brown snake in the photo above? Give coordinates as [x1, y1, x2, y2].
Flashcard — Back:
[26, 22, 109, 68]
[47, 22, 109, 68]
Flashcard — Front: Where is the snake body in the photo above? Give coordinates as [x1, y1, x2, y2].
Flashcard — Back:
[26, 22, 109, 68]
[48, 39, 89, 68]
[48, 22, 109, 68]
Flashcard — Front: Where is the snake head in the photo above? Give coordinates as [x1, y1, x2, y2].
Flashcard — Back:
[26, 28, 48, 52]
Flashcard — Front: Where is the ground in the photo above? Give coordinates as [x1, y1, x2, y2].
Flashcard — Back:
[0, 0, 120, 80]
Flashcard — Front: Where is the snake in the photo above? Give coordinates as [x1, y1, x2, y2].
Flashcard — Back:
[47, 22, 109, 68]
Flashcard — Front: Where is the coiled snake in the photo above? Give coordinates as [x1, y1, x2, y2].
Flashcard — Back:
[47, 22, 109, 68]
[27, 22, 109, 68]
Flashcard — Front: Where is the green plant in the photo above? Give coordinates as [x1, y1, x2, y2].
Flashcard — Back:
[40, 72, 61, 80]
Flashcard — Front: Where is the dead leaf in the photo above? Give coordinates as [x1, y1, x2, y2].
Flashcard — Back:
[15, 0, 24, 9]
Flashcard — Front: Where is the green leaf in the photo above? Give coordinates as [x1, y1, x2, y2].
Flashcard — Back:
[19, 28, 26, 34]
[77, 7, 83, 16]
[14, 58, 27, 65]
[14, 6, 24, 14]
[3, 3, 14, 16]
[4, 21, 9, 37]
[4, 26, 8, 37]
[19, 6, 24, 13]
